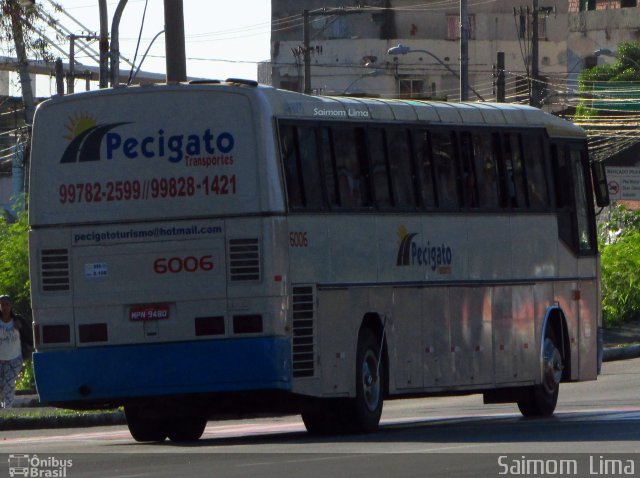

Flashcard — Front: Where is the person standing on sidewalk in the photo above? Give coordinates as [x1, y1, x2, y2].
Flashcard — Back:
[0, 295, 29, 408]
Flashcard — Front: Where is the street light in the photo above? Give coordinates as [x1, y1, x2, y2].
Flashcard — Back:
[341, 69, 383, 95]
[387, 44, 484, 101]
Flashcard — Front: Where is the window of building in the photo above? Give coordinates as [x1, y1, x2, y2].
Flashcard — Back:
[517, 13, 547, 40]
[446, 14, 475, 40]
[398, 79, 425, 99]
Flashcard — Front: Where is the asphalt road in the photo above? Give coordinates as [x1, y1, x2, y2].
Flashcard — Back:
[2, 357, 639, 477]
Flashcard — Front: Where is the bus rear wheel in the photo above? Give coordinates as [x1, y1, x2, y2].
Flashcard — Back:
[166, 415, 208, 442]
[343, 328, 384, 433]
[124, 405, 168, 442]
[301, 329, 384, 435]
[517, 327, 563, 417]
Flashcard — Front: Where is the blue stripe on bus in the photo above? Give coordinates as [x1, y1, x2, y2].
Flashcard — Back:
[33, 337, 291, 404]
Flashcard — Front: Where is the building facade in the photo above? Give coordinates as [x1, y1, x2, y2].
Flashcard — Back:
[269, 0, 569, 103]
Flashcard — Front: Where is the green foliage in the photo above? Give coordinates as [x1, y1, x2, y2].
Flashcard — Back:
[0, 210, 30, 314]
[16, 359, 35, 392]
[599, 204, 640, 245]
[576, 41, 640, 120]
[578, 41, 640, 87]
[600, 231, 640, 327]
[599, 205, 640, 327]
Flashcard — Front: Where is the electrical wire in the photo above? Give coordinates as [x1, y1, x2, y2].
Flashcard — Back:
[127, 0, 149, 84]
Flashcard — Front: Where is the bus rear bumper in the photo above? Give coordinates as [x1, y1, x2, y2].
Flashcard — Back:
[33, 337, 292, 406]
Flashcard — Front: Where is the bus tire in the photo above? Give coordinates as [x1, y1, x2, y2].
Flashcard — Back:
[517, 327, 563, 417]
[124, 405, 168, 442]
[301, 401, 345, 435]
[166, 415, 208, 442]
[345, 328, 384, 433]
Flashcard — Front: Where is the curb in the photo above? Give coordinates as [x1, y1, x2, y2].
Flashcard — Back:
[603, 344, 640, 362]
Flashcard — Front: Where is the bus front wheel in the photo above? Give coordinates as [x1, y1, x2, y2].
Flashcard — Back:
[517, 327, 563, 417]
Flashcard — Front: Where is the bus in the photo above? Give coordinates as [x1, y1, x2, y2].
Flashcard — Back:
[28, 80, 609, 441]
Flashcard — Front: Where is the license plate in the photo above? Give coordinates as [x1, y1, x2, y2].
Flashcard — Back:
[129, 304, 170, 321]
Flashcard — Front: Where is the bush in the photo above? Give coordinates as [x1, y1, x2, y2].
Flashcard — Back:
[16, 359, 35, 392]
[0, 210, 30, 314]
[600, 230, 640, 327]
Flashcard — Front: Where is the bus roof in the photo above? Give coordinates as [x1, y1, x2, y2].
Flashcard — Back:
[260, 86, 585, 139]
[36, 81, 584, 140]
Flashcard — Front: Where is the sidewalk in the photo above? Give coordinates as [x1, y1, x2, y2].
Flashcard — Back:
[4, 321, 640, 430]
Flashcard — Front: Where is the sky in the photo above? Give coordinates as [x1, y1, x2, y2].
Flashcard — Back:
[27, 0, 273, 95]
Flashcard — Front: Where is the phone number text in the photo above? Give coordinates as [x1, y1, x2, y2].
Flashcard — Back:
[59, 175, 237, 204]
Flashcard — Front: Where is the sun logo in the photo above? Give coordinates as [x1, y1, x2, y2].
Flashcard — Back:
[64, 113, 97, 141]
[397, 225, 409, 244]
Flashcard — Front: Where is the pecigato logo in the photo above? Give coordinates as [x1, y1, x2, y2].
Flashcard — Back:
[60, 113, 128, 164]
[396, 225, 453, 273]
[59, 114, 235, 164]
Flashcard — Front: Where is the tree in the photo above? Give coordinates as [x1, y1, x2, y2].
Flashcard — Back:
[1, 1, 60, 123]
[599, 205, 640, 327]
[576, 41, 640, 117]
[0, 210, 30, 315]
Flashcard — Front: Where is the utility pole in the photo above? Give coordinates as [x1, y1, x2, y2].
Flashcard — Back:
[110, 0, 128, 87]
[55, 58, 64, 95]
[300, 8, 364, 95]
[495, 51, 505, 103]
[530, 0, 541, 107]
[303, 10, 311, 94]
[164, 0, 187, 83]
[460, 0, 469, 101]
[68, 34, 99, 94]
[8, 4, 36, 125]
[98, 0, 109, 88]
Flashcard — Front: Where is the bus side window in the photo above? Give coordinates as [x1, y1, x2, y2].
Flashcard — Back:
[320, 126, 339, 208]
[502, 133, 528, 208]
[413, 129, 437, 209]
[459, 132, 479, 208]
[521, 132, 551, 209]
[387, 128, 417, 209]
[472, 132, 500, 209]
[550, 144, 574, 250]
[431, 131, 460, 209]
[297, 125, 323, 210]
[570, 148, 596, 253]
[368, 128, 393, 209]
[279, 124, 323, 210]
[332, 126, 372, 209]
[279, 124, 304, 209]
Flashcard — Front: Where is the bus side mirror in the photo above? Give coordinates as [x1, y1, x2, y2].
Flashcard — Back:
[591, 161, 610, 208]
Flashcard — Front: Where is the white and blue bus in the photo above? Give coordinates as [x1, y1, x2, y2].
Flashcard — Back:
[28, 80, 608, 441]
